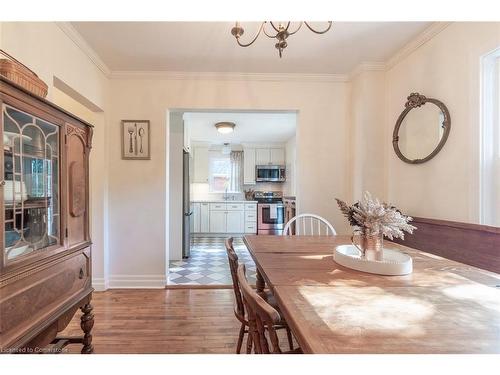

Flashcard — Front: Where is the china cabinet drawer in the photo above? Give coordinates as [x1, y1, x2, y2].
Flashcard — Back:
[245, 203, 257, 211]
[226, 203, 244, 211]
[210, 203, 226, 211]
[245, 211, 257, 222]
[0, 248, 91, 345]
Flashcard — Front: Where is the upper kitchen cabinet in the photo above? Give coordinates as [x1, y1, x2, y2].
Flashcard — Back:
[243, 147, 256, 185]
[255, 147, 285, 165]
[244, 145, 286, 184]
[270, 148, 285, 165]
[255, 148, 271, 165]
[192, 145, 209, 183]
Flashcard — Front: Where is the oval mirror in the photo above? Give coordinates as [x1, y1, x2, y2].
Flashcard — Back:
[393, 93, 451, 164]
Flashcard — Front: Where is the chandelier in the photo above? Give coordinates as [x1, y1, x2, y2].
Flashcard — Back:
[231, 21, 333, 58]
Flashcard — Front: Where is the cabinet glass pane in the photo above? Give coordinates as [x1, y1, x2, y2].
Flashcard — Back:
[3, 104, 60, 263]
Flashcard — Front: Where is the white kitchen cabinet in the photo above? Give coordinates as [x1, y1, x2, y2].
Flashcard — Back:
[226, 203, 244, 211]
[193, 146, 209, 183]
[191, 202, 201, 233]
[200, 202, 210, 233]
[210, 202, 226, 210]
[245, 210, 257, 222]
[209, 210, 226, 233]
[244, 203, 257, 234]
[193, 201, 256, 234]
[189, 203, 194, 233]
[245, 223, 257, 234]
[243, 147, 256, 185]
[255, 148, 271, 165]
[226, 211, 245, 233]
[255, 147, 285, 165]
[270, 148, 285, 165]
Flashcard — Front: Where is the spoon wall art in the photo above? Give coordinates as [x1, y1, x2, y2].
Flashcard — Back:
[121, 120, 151, 160]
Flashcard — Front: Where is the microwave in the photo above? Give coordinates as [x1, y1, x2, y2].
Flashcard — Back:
[255, 165, 286, 182]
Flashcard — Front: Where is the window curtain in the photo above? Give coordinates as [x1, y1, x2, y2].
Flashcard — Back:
[229, 151, 243, 192]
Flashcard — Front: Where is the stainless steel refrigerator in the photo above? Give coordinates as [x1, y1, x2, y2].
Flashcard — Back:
[182, 150, 192, 258]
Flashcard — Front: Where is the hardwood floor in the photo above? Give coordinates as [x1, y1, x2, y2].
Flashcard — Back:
[62, 288, 294, 354]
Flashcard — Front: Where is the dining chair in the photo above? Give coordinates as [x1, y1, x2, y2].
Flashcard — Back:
[225, 237, 294, 354]
[236, 263, 302, 354]
[283, 213, 337, 236]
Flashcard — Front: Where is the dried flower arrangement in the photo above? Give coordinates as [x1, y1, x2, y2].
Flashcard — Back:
[336, 192, 416, 240]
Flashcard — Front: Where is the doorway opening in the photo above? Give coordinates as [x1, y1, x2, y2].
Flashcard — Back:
[167, 109, 298, 286]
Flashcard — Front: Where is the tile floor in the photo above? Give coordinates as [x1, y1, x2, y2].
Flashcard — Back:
[167, 236, 257, 286]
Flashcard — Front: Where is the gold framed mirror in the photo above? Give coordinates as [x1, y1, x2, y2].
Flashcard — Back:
[393, 93, 451, 164]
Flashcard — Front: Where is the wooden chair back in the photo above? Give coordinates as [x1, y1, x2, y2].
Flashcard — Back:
[283, 213, 337, 236]
[225, 237, 245, 318]
[237, 263, 282, 354]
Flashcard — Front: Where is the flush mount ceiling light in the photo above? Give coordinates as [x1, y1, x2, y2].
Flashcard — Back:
[231, 21, 333, 58]
[215, 122, 236, 134]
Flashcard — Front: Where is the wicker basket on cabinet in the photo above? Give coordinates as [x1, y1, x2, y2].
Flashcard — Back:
[0, 49, 48, 98]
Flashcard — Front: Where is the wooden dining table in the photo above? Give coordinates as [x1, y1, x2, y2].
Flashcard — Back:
[243, 235, 500, 354]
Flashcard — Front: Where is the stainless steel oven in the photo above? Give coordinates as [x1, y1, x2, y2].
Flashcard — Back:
[255, 165, 286, 182]
[255, 191, 285, 235]
[257, 203, 285, 235]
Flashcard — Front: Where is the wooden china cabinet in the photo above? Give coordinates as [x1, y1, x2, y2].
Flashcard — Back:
[0, 77, 94, 354]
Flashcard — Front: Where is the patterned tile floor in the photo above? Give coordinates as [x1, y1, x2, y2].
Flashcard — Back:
[167, 236, 257, 286]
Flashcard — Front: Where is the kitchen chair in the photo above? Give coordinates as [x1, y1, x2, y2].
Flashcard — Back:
[236, 263, 302, 354]
[283, 213, 336, 236]
[225, 237, 294, 354]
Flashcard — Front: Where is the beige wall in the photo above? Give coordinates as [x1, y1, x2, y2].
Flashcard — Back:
[107, 77, 351, 285]
[385, 22, 500, 223]
[350, 69, 386, 201]
[1, 22, 107, 109]
[1, 22, 110, 290]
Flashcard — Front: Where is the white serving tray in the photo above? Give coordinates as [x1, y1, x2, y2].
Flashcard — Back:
[334, 245, 413, 276]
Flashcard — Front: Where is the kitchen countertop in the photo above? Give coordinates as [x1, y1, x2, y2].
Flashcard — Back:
[191, 200, 258, 203]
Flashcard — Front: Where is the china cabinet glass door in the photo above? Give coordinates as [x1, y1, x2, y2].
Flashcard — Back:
[3, 104, 60, 263]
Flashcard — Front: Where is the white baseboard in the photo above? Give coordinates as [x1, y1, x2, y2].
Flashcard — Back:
[108, 274, 166, 289]
[92, 277, 109, 292]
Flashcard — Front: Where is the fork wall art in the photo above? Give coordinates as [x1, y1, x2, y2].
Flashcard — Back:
[121, 120, 150, 160]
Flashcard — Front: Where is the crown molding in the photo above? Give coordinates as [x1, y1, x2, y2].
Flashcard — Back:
[58, 21, 451, 84]
[109, 70, 349, 83]
[55, 22, 111, 77]
[348, 62, 386, 80]
[385, 22, 452, 70]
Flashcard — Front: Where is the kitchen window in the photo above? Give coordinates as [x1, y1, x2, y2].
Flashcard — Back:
[208, 150, 242, 193]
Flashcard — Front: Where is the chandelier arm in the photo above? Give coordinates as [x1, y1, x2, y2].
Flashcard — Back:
[269, 22, 281, 33]
[303, 21, 333, 34]
[235, 22, 266, 47]
[284, 22, 291, 31]
[262, 22, 278, 38]
[287, 22, 303, 35]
